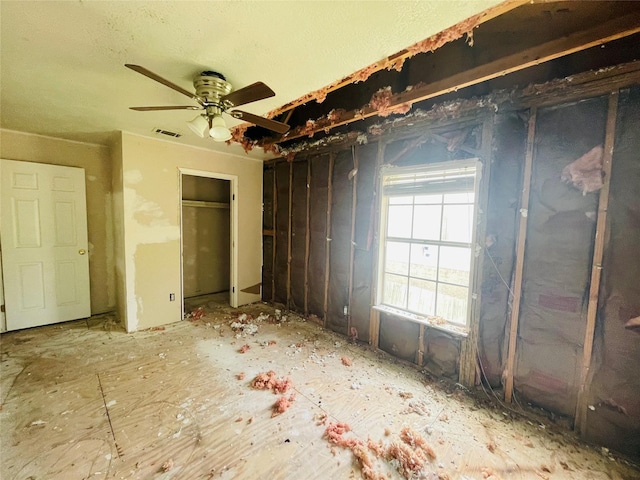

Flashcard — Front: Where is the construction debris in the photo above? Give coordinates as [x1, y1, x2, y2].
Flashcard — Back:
[250, 371, 292, 394]
[324, 422, 437, 479]
[239, 344, 251, 354]
[272, 394, 296, 417]
[185, 307, 205, 321]
[341, 356, 352, 367]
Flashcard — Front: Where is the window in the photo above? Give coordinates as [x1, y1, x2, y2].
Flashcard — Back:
[376, 160, 480, 329]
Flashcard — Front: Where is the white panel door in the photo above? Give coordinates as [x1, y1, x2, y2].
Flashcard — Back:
[1, 160, 91, 330]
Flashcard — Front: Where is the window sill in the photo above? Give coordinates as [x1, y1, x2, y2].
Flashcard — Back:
[372, 305, 469, 338]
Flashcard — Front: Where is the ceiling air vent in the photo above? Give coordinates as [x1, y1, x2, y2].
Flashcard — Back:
[153, 128, 182, 138]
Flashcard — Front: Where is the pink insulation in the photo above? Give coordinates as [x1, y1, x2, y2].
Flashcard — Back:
[561, 145, 604, 195]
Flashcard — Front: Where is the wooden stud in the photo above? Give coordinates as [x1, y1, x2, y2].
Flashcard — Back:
[430, 131, 482, 157]
[417, 324, 426, 366]
[386, 134, 430, 165]
[271, 168, 277, 302]
[283, 107, 295, 126]
[574, 91, 619, 434]
[323, 153, 335, 327]
[286, 162, 293, 308]
[304, 157, 311, 314]
[459, 117, 495, 388]
[369, 141, 386, 347]
[347, 146, 359, 337]
[504, 107, 537, 403]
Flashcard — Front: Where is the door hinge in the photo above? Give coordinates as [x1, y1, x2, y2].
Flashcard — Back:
[1, 305, 5, 313]
[232, 287, 235, 293]
[232, 194, 235, 201]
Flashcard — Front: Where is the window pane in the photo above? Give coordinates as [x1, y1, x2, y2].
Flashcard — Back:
[409, 243, 438, 280]
[412, 205, 441, 241]
[441, 204, 473, 243]
[383, 273, 408, 309]
[436, 283, 468, 325]
[385, 241, 410, 275]
[438, 246, 471, 286]
[444, 192, 474, 204]
[387, 205, 413, 238]
[414, 194, 442, 204]
[389, 196, 413, 205]
[408, 278, 436, 316]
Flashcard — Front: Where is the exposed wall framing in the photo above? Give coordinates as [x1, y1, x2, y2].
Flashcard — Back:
[503, 107, 537, 403]
[262, 65, 640, 461]
[574, 92, 619, 434]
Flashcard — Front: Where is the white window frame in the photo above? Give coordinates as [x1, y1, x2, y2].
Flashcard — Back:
[375, 159, 482, 333]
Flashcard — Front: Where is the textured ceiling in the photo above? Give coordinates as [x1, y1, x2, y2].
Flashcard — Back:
[1, 0, 503, 159]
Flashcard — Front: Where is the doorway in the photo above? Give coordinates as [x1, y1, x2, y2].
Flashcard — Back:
[0, 159, 91, 330]
[179, 170, 237, 315]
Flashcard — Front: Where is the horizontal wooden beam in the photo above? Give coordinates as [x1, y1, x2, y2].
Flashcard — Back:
[273, 11, 640, 144]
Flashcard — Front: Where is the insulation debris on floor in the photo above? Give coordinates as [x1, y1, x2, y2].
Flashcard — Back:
[1, 301, 638, 479]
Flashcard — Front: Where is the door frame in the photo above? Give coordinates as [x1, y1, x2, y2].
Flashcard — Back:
[1, 159, 91, 331]
[178, 168, 238, 313]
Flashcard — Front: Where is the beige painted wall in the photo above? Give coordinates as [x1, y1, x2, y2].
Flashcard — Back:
[0, 129, 115, 315]
[115, 132, 263, 332]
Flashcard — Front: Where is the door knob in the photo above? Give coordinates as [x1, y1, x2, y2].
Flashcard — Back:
[78, 249, 86, 255]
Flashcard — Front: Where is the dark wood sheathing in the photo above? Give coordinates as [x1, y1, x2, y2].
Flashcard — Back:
[290, 160, 308, 311]
[515, 97, 607, 418]
[422, 330, 461, 379]
[326, 150, 354, 334]
[262, 167, 275, 301]
[379, 312, 420, 363]
[262, 235, 274, 301]
[478, 114, 527, 385]
[273, 163, 290, 304]
[585, 86, 640, 459]
[307, 154, 330, 317]
[350, 142, 379, 341]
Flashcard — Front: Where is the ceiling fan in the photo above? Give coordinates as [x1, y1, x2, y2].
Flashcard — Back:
[125, 64, 289, 141]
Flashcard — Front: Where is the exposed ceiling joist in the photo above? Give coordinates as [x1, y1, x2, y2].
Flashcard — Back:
[270, 10, 640, 145]
[267, 0, 530, 119]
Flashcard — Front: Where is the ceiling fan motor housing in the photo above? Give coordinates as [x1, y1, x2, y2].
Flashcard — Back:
[194, 72, 232, 107]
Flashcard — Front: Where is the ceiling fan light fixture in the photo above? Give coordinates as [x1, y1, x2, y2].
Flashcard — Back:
[209, 114, 232, 142]
[187, 115, 209, 138]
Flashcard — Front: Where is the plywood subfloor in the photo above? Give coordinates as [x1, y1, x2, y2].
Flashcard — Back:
[1, 304, 637, 479]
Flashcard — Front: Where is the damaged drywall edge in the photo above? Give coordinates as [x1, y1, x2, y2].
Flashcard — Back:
[264, 59, 640, 154]
[275, 95, 506, 160]
[268, 60, 640, 158]
[262, 0, 528, 119]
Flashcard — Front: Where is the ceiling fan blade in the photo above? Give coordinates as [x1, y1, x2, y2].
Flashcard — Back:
[125, 64, 198, 101]
[222, 82, 275, 108]
[130, 106, 201, 111]
[231, 110, 290, 134]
